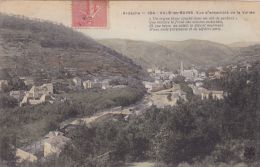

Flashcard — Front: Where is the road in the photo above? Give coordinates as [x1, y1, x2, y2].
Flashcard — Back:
[59, 94, 152, 131]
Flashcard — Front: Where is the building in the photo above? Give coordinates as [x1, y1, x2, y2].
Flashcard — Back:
[147, 68, 154, 73]
[189, 84, 208, 96]
[0, 80, 8, 91]
[171, 90, 187, 101]
[150, 84, 186, 108]
[112, 85, 127, 89]
[72, 77, 82, 88]
[10, 90, 25, 101]
[195, 81, 203, 87]
[143, 81, 153, 92]
[20, 83, 54, 106]
[19, 77, 34, 87]
[29, 83, 53, 98]
[180, 62, 199, 81]
[101, 79, 111, 90]
[189, 84, 225, 100]
[17, 131, 70, 161]
[83, 79, 111, 89]
[201, 90, 224, 100]
[154, 68, 162, 74]
[43, 133, 71, 157]
[143, 81, 166, 92]
[16, 148, 38, 163]
[209, 71, 224, 80]
[83, 80, 92, 89]
[28, 94, 49, 105]
[151, 81, 164, 92]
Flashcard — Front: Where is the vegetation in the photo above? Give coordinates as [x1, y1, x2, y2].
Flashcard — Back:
[0, 14, 149, 80]
[20, 62, 260, 167]
[0, 86, 144, 166]
[1, 63, 260, 167]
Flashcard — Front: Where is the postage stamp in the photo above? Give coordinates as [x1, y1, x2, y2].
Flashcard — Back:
[72, 0, 108, 28]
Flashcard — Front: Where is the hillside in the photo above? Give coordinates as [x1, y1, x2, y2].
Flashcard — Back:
[232, 44, 260, 63]
[99, 39, 198, 71]
[158, 39, 238, 66]
[0, 14, 148, 80]
[99, 39, 238, 70]
[229, 41, 260, 48]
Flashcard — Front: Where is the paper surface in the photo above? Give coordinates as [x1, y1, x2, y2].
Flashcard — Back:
[0, 0, 259, 43]
[0, 1, 259, 166]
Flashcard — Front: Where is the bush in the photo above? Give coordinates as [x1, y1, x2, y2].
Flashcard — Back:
[0, 94, 18, 108]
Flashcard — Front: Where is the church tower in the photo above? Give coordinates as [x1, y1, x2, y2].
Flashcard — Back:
[180, 61, 184, 76]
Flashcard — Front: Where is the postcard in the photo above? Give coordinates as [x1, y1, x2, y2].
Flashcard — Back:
[0, 0, 259, 167]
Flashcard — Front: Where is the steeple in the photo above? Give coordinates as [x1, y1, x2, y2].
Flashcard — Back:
[180, 61, 184, 75]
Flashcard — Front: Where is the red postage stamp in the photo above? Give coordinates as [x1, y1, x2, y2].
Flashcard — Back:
[72, 0, 108, 28]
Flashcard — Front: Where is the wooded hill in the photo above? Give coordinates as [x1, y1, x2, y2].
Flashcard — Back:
[0, 14, 148, 80]
[99, 39, 260, 70]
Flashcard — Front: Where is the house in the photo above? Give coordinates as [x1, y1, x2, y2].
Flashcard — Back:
[163, 80, 172, 89]
[19, 77, 34, 87]
[43, 133, 70, 157]
[182, 69, 199, 81]
[154, 68, 162, 74]
[151, 81, 164, 92]
[83, 79, 110, 89]
[150, 85, 186, 108]
[195, 81, 203, 87]
[83, 80, 92, 89]
[10, 90, 25, 101]
[0, 80, 8, 91]
[20, 83, 54, 106]
[112, 85, 127, 89]
[147, 68, 154, 73]
[72, 77, 82, 88]
[201, 90, 224, 100]
[208, 70, 225, 80]
[180, 62, 199, 81]
[169, 74, 176, 80]
[16, 148, 38, 163]
[28, 94, 49, 105]
[143, 81, 153, 92]
[189, 84, 225, 100]
[101, 79, 112, 90]
[171, 90, 187, 101]
[17, 131, 69, 161]
[199, 72, 206, 78]
[189, 84, 208, 96]
[30, 83, 53, 98]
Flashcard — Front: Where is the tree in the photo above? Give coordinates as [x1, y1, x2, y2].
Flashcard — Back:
[0, 135, 17, 167]
[0, 94, 18, 108]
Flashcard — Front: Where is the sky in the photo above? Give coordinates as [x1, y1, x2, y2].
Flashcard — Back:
[0, 0, 260, 44]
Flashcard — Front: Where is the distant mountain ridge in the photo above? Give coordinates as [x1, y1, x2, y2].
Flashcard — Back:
[157, 39, 237, 67]
[0, 14, 148, 80]
[99, 39, 241, 70]
[228, 41, 260, 48]
[99, 39, 197, 71]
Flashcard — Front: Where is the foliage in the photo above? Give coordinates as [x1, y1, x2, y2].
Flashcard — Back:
[0, 135, 17, 167]
[0, 87, 144, 148]
[54, 62, 260, 166]
[0, 94, 18, 108]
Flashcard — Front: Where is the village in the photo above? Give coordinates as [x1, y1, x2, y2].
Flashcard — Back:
[0, 61, 253, 163]
[143, 61, 252, 108]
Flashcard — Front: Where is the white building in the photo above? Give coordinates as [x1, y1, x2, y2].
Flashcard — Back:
[180, 61, 199, 81]
[72, 77, 82, 88]
[43, 131, 70, 158]
[0, 80, 8, 91]
[10, 90, 26, 101]
[20, 83, 54, 106]
[201, 90, 224, 100]
[19, 77, 34, 87]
